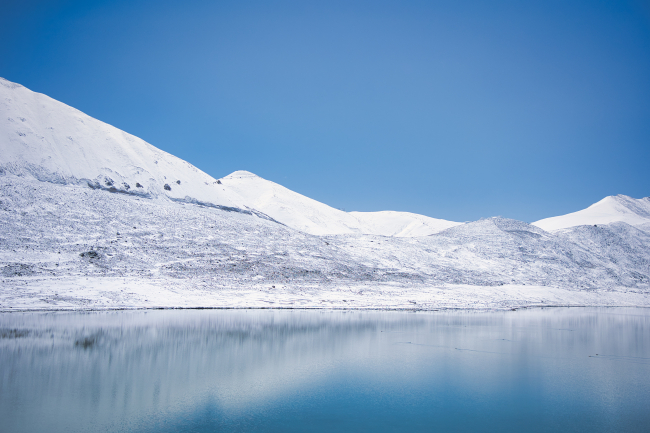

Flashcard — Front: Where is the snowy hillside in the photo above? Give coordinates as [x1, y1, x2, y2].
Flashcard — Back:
[220, 170, 460, 236]
[533, 195, 650, 231]
[0, 77, 649, 310]
[350, 211, 460, 237]
[0, 77, 248, 211]
[1, 175, 648, 310]
[0, 77, 458, 236]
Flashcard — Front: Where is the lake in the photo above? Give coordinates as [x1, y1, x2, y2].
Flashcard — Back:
[1, 308, 648, 432]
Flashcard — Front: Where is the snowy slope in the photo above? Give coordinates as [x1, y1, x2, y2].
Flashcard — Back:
[0, 77, 246, 210]
[1, 77, 649, 310]
[0, 77, 458, 236]
[533, 195, 650, 232]
[220, 170, 460, 236]
[350, 210, 460, 237]
[1, 175, 648, 310]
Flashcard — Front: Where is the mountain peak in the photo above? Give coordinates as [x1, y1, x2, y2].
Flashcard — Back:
[533, 194, 650, 231]
[0, 79, 462, 237]
[223, 170, 261, 180]
[0, 77, 246, 210]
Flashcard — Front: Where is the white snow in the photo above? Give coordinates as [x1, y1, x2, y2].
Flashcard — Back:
[1, 77, 459, 236]
[533, 195, 650, 231]
[221, 170, 460, 236]
[1, 175, 648, 311]
[0, 77, 649, 311]
[350, 210, 460, 237]
[0, 77, 247, 210]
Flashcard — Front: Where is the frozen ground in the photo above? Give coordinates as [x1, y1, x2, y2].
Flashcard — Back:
[1, 175, 648, 311]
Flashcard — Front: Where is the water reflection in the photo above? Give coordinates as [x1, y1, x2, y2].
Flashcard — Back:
[1, 308, 649, 432]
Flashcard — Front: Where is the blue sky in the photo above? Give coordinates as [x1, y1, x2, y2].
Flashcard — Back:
[1, 0, 649, 222]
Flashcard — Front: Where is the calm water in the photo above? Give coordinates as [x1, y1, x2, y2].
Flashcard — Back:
[1, 308, 648, 432]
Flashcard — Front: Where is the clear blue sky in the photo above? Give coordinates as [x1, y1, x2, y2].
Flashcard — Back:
[1, 0, 649, 222]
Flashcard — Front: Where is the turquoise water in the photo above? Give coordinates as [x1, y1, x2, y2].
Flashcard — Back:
[1, 308, 648, 432]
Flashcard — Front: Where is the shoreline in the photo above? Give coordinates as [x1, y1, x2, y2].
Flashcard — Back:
[2, 303, 649, 314]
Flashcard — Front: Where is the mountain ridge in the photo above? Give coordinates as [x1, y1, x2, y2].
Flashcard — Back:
[2, 77, 648, 236]
[0, 78, 649, 310]
[533, 194, 650, 232]
[219, 169, 462, 236]
[0, 77, 248, 210]
[0, 77, 463, 237]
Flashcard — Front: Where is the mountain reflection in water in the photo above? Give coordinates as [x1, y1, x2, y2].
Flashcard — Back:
[1, 308, 649, 432]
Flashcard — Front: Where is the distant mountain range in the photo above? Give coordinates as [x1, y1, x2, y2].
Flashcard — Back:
[1, 77, 648, 310]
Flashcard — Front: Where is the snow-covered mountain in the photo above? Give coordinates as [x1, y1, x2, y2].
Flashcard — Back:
[533, 195, 650, 232]
[220, 170, 460, 236]
[0, 77, 249, 211]
[0, 77, 649, 310]
[0, 77, 458, 236]
[1, 174, 649, 310]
